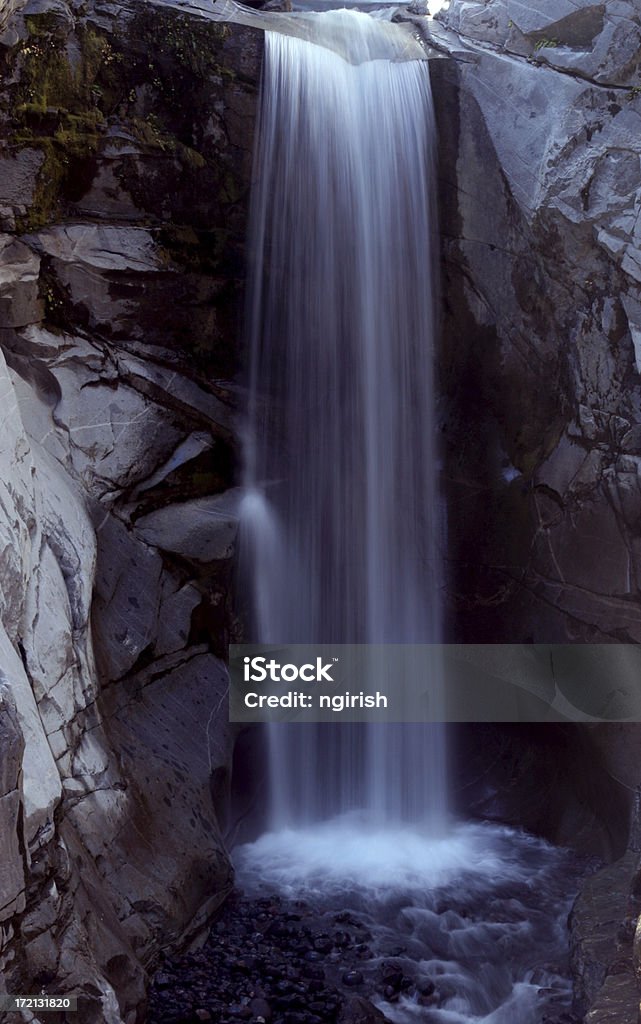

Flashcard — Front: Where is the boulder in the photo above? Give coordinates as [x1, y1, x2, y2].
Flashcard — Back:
[134, 488, 243, 561]
[441, 0, 641, 85]
[0, 235, 42, 326]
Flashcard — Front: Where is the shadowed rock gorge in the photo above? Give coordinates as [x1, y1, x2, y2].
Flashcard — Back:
[0, 0, 262, 1017]
[0, 0, 641, 1021]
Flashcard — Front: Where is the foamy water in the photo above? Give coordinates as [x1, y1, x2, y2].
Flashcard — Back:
[235, 816, 585, 1023]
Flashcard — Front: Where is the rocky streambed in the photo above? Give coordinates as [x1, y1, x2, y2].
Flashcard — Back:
[149, 892, 399, 1024]
[148, 818, 592, 1024]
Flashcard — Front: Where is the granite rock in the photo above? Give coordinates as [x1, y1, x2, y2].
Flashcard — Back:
[0, 0, 261, 1017]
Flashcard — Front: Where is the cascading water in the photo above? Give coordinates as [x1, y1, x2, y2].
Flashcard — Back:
[241, 10, 446, 828]
[235, 14, 588, 1023]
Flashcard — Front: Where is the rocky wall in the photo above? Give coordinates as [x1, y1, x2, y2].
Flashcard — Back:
[426, 3, 641, 1019]
[427, 0, 641, 645]
[0, 0, 262, 1018]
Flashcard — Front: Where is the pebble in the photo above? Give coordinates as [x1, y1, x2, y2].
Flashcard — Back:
[147, 888, 577, 1024]
[249, 997, 272, 1019]
[148, 892, 385, 1024]
[342, 970, 364, 987]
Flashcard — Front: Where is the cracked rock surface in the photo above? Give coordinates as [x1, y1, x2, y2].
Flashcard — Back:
[0, 0, 262, 1018]
[429, 3, 641, 1020]
[430, 0, 641, 644]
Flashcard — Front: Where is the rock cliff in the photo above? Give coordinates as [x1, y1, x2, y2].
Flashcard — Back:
[429, 0, 641, 645]
[2, 0, 641, 1019]
[428, 3, 641, 1020]
[0, 0, 262, 1018]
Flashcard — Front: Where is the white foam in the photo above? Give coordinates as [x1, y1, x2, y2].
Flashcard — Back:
[234, 814, 566, 896]
[235, 817, 579, 1024]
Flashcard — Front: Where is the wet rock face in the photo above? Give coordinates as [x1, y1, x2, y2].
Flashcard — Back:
[0, 700, 26, 926]
[443, 0, 640, 85]
[428, 10, 641, 1015]
[0, 0, 262, 1019]
[431, 0, 641, 643]
[570, 849, 640, 1024]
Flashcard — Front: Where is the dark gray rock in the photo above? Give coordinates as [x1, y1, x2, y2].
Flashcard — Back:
[434, 5, 641, 1018]
[0, 0, 260, 1017]
[0, 698, 25, 926]
[338, 995, 391, 1024]
[570, 850, 638, 1022]
[430, 2, 641, 644]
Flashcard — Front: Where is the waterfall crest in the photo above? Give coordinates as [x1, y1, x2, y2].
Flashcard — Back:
[243, 10, 445, 827]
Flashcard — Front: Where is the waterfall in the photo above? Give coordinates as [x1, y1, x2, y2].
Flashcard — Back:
[242, 10, 446, 828]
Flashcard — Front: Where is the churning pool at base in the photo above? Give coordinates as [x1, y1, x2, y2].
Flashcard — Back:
[234, 814, 589, 1023]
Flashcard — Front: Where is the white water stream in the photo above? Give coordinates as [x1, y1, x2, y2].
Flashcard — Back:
[238, 15, 583, 1023]
[242, 10, 445, 828]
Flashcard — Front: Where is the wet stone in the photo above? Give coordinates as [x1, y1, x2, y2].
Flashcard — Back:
[379, 963, 403, 990]
[342, 970, 364, 987]
[249, 997, 272, 1019]
[147, 891, 386, 1024]
[313, 933, 333, 953]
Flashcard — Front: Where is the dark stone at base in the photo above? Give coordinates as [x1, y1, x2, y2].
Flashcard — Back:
[338, 996, 390, 1024]
[570, 851, 639, 1023]
[147, 893, 394, 1024]
[342, 971, 364, 987]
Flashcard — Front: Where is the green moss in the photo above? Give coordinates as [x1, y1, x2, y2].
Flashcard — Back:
[157, 224, 228, 273]
[179, 144, 206, 170]
[14, 113, 103, 230]
[133, 10, 231, 80]
[10, 6, 234, 230]
[220, 172, 242, 205]
[129, 114, 207, 170]
[24, 11, 65, 38]
[15, 137, 65, 231]
[17, 42, 75, 112]
[11, 20, 119, 228]
[533, 37, 559, 50]
[123, 6, 236, 129]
